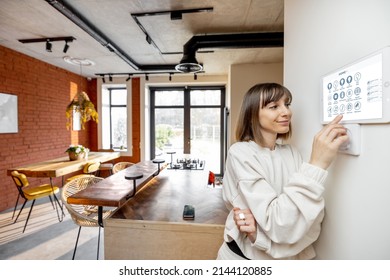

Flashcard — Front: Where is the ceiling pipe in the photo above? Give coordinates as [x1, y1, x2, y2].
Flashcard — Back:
[45, 0, 283, 74]
[45, 0, 177, 72]
[176, 32, 284, 73]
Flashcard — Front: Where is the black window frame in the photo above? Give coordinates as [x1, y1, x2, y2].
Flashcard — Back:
[149, 85, 226, 175]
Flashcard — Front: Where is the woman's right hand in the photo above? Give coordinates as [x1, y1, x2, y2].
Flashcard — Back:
[309, 115, 349, 170]
[233, 207, 257, 243]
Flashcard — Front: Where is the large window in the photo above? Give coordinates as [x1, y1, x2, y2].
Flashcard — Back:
[101, 87, 128, 150]
[150, 86, 226, 175]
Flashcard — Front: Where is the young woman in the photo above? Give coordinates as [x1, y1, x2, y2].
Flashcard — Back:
[217, 83, 348, 260]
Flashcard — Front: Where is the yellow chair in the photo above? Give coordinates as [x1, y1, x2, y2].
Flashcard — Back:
[112, 161, 134, 174]
[97, 149, 115, 176]
[11, 171, 64, 233]
[66, 161, 101, 183]
[61, 176, 115, 260]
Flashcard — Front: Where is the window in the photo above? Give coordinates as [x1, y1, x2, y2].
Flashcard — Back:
[101, 87, 128, 150]
[150, 86, 226, 175]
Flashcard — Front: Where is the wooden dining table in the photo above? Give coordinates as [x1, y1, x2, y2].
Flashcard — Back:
[7, 151, 120, 183]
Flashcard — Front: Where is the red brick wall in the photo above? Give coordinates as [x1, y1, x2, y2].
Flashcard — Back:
[0, 45, 97, 211]
[128, 77, 141, 162]
[0, 45, 141, 212]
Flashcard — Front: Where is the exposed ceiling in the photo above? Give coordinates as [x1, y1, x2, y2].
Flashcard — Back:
[0, 0, 284, 79]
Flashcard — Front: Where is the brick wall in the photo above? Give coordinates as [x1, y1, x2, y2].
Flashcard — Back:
[0, 45, 140, 212]
[0, 45, 141, 212]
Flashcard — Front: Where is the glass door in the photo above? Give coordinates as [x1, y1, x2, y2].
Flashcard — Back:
[150, 86, 225, 175]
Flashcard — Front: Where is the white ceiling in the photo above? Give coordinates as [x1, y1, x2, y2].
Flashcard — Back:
[0, 0, 284, 78]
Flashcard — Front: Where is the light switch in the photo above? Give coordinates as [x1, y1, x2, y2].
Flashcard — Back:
[338, 123, 360, 156]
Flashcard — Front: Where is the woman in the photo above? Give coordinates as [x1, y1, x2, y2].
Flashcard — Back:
[217, 83, 348, 260]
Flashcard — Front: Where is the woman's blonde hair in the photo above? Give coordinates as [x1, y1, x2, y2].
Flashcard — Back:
[235, 83, 292, 143]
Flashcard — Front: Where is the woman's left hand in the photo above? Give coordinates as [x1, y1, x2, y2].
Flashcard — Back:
[233, 207, 257, 243]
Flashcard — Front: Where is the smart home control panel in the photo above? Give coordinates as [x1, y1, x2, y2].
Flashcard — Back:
[321, 46, 390, 124]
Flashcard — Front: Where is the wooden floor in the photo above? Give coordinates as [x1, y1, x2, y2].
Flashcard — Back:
[0, 198, 104, 260]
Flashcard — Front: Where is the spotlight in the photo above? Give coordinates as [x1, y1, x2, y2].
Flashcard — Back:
[170, 11, 183, 20]
[46, 40, 52, 52]
[145, 74, 149, 81]
[194, 73, 197, 80]
[126, 74, 132, 81]
[63, 41, 70, 53]
[102, 75, 106, 83]
[146, 35, 152, 44]
[109, 75, 113, 82]
[169, 73, 172, 81]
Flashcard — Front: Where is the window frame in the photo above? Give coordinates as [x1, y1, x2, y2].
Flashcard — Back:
[149, 85, 226, 175]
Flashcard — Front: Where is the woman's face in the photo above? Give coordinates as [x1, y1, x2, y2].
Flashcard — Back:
[258, 95, 292, 140]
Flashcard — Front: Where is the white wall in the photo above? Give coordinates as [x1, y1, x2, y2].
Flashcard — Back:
[285, 0, 390, 259]
[229, 63, 283, 145]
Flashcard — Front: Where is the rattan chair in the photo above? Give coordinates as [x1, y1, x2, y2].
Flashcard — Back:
[112, 161, 134, 174]
[11, 170, 64, 233]
[61, 176, 115, 260]
[65, 161, 101, 183]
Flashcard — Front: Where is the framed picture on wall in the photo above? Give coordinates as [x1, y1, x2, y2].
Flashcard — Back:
[0, 93, 18, 133]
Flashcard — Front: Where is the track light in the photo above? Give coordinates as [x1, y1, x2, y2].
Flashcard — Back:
[46, 40, 52, 52]
[126, 74, 132, 81]
[109, 75, 113, 82]
[19, 36, 75, 54]
[170, 11, 183, 20]
[194, 73, 197, 80]
[146, 35, 152, 44]
[102, 75, 106, 83]
[145, 74, 149, 81]
[169, 73, 172, 81]
[63, 41, 70, 53]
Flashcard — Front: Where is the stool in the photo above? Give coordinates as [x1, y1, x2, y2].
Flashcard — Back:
[167, 151, 176, 168]
[124, 172, 143, 199]
[152, 158, 165, 176]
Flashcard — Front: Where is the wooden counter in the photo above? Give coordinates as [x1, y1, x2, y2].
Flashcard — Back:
[104, 168, 228, 260]
[67, 160, 159, 208]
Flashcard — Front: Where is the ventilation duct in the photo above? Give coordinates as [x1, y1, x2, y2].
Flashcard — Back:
[176, 32, 284, 73]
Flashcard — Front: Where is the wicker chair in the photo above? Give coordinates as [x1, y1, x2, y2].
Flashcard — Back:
[112, 161, 134, 174]
[61, 176, 115, 260]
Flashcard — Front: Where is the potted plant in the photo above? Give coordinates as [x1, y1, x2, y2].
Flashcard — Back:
[65, 144, 89, 161]
[66, 91, 98, 130]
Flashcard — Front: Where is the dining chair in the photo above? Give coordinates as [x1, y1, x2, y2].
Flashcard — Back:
[66, 161, 101, 183]
[97, 149, 115, 176]
[112, 161, 134, 174]
[61, 176, 115, 260]
[10, 170, 64, 233]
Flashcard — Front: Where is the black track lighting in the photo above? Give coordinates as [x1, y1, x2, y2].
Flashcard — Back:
[145, 35, 152, 44]
[95, 70, 205, 82]
[18, 36, 75, 54]
[46, 40, 52, 52]
[63, 41, 70, 53]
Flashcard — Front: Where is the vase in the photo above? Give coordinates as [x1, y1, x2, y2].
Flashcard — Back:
[68, 152, 85, 161]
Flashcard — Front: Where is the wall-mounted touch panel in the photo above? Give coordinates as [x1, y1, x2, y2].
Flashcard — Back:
[321, 46, 390, 124]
